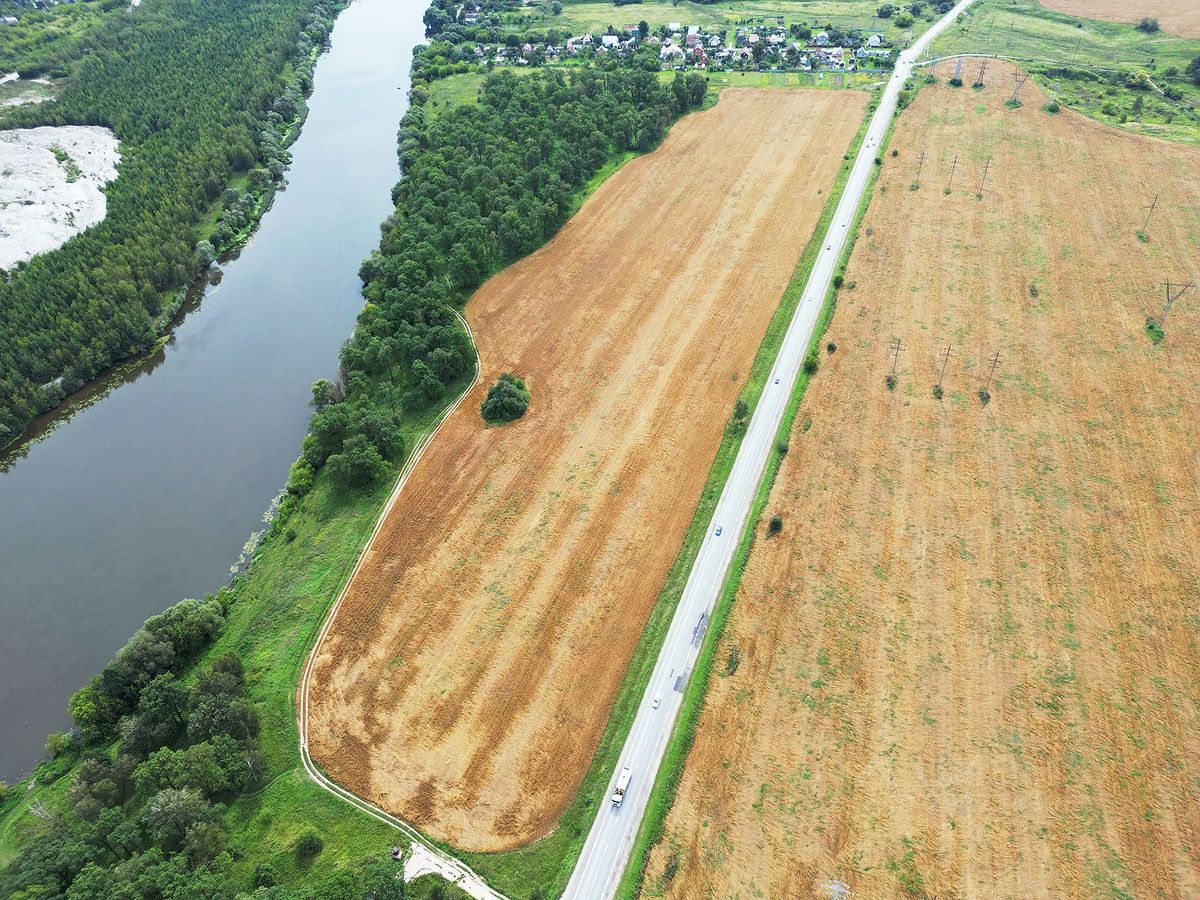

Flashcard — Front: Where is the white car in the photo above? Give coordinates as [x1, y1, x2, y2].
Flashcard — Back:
[652, 695, 661, 709]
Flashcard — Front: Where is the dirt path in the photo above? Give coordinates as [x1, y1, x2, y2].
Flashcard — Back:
[306, 87, 868, 851]
[642, 63, 1200, 899]
[1039, 0, 1200, 37]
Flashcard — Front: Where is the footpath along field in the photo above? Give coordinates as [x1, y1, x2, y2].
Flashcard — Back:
[306, 87, 867, 851]
[1039, 0, 1200, 38]
[641, 62, 1200, 899]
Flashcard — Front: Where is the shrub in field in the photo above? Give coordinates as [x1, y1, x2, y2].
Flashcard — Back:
[979, 387, 991, 405]
[804, 350, 820, 375]
[481, 373, 531, 423]
[725, 645, 741, 676]
[768, 515, 783, 535]
[1145, 317, 1165, 344]
[949, 76, 963, 87]
[932, 384, 943, 400]
[1136, 17, 1159, 32]
[777, 440, 789, 455]
[886, 373, 897, 390]
[1044, 100, 1060, 113]
[294, 829, 325, 864]
[826, 341, 837, 354]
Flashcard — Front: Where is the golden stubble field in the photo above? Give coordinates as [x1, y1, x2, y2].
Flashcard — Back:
[305, 87, 868, 851]
[642, 62, 1200, 899]
[1040, 0, 1200, 38]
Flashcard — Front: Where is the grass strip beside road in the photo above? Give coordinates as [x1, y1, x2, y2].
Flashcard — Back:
[614, 92, 898, 900]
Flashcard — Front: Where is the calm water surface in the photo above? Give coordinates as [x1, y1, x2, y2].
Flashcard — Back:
[0, 0, 423, 777]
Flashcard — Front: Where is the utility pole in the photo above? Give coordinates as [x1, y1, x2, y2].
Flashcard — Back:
[1140, 192, 1159, 238]
[946, 153, 959, 193]
[953, 55, 964, 80]
[887, 337, 906, 374]
[980, 350, 1000, 404]
[976, 155, 992, 199]
[915, 149, 926, 188]
[934, 344, 954, 398]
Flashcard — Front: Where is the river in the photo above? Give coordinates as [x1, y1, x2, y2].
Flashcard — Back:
[0, 0, 423, 778]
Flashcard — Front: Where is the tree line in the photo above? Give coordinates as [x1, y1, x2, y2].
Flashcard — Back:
[279, 64, 707, 502]
[0, 0, 338, 447]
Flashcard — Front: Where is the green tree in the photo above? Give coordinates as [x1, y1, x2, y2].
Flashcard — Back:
[480, 373, 530, 423]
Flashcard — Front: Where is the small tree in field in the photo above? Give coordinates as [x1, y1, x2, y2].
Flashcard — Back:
[768, 515, 783, 535]
[481, 373, 530, 423]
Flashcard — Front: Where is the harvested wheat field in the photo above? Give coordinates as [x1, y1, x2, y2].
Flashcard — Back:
[305, 87, 868, 851]
[1039, 0, 1200, 37]
[642, 62, 1200, 900]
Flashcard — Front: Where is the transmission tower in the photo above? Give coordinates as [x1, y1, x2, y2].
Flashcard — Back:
[1140, 192, 1159, 237]
[976, 156, 992, 199]
[820, 879, 854, 900]
[914, 149, 926, 188]
[887, 337, 906, 374]
[953, 56, 964, 80]
[1158, 279, 1195, 323]
[1009, 72, 1028, 104]
[946, 153, 959, 193]
[973, 58, 989, 88]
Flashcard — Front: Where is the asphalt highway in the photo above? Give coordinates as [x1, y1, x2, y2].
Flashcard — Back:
[562, 4, 975, 895]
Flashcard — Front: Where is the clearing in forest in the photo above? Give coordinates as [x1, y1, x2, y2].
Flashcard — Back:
[1039, 0, 1200, 38]
[642, 62, 1200, 899]
[306, 87, 867, 851]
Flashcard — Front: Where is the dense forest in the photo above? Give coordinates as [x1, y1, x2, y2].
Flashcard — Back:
[0, 0, 337, 446]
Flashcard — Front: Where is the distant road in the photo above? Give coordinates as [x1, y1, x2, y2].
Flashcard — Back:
[561, 3, 975, 896]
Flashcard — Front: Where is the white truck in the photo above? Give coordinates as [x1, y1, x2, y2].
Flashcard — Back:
[611, 766, 632, 807]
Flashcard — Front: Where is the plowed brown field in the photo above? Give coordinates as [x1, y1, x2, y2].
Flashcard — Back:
[1039, 0, 1200, 37]
[642, 63, 1200, 899]
[306, 87, 868, 851]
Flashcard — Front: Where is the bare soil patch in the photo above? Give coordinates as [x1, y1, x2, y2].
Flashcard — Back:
[306, 87, 867, 851]
[1040, 0, 1200, 37]
[643, 62, 1200, 899]
[0, 125, 119, 269]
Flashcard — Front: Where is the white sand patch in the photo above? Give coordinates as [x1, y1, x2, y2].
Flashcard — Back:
[0, 125, 119, 269]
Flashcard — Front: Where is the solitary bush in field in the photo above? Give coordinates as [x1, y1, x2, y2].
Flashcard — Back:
[886, 373, 897, 390]
[768, 514, 783, 535]
[978, 387, 991, 405]
[826, 341, 837, 354]
[294, 830, 324, 864]
[1136, 16, 1159, 32]
[833, 273, 845, 288]
[480, 373, 530, 423]
[949, 76, 963, 87]
[803, 350, 820, 374]
[725, 645, 741, 676]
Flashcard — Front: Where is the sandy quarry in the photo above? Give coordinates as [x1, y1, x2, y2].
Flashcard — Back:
[1040, 0, 1200, 37]
[642, 62, 1200, 899]
[0, 125, 119, 269]
[306, 87, 868, 851]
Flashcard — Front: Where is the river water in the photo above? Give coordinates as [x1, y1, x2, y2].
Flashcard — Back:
[0, 0, 423, 778]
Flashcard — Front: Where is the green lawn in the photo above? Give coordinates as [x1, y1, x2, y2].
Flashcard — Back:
[928, 0, 1200, 143]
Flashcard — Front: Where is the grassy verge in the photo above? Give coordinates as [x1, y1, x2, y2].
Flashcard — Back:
[614, 87, 898, 900]
[928, 0, 1200, 144]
